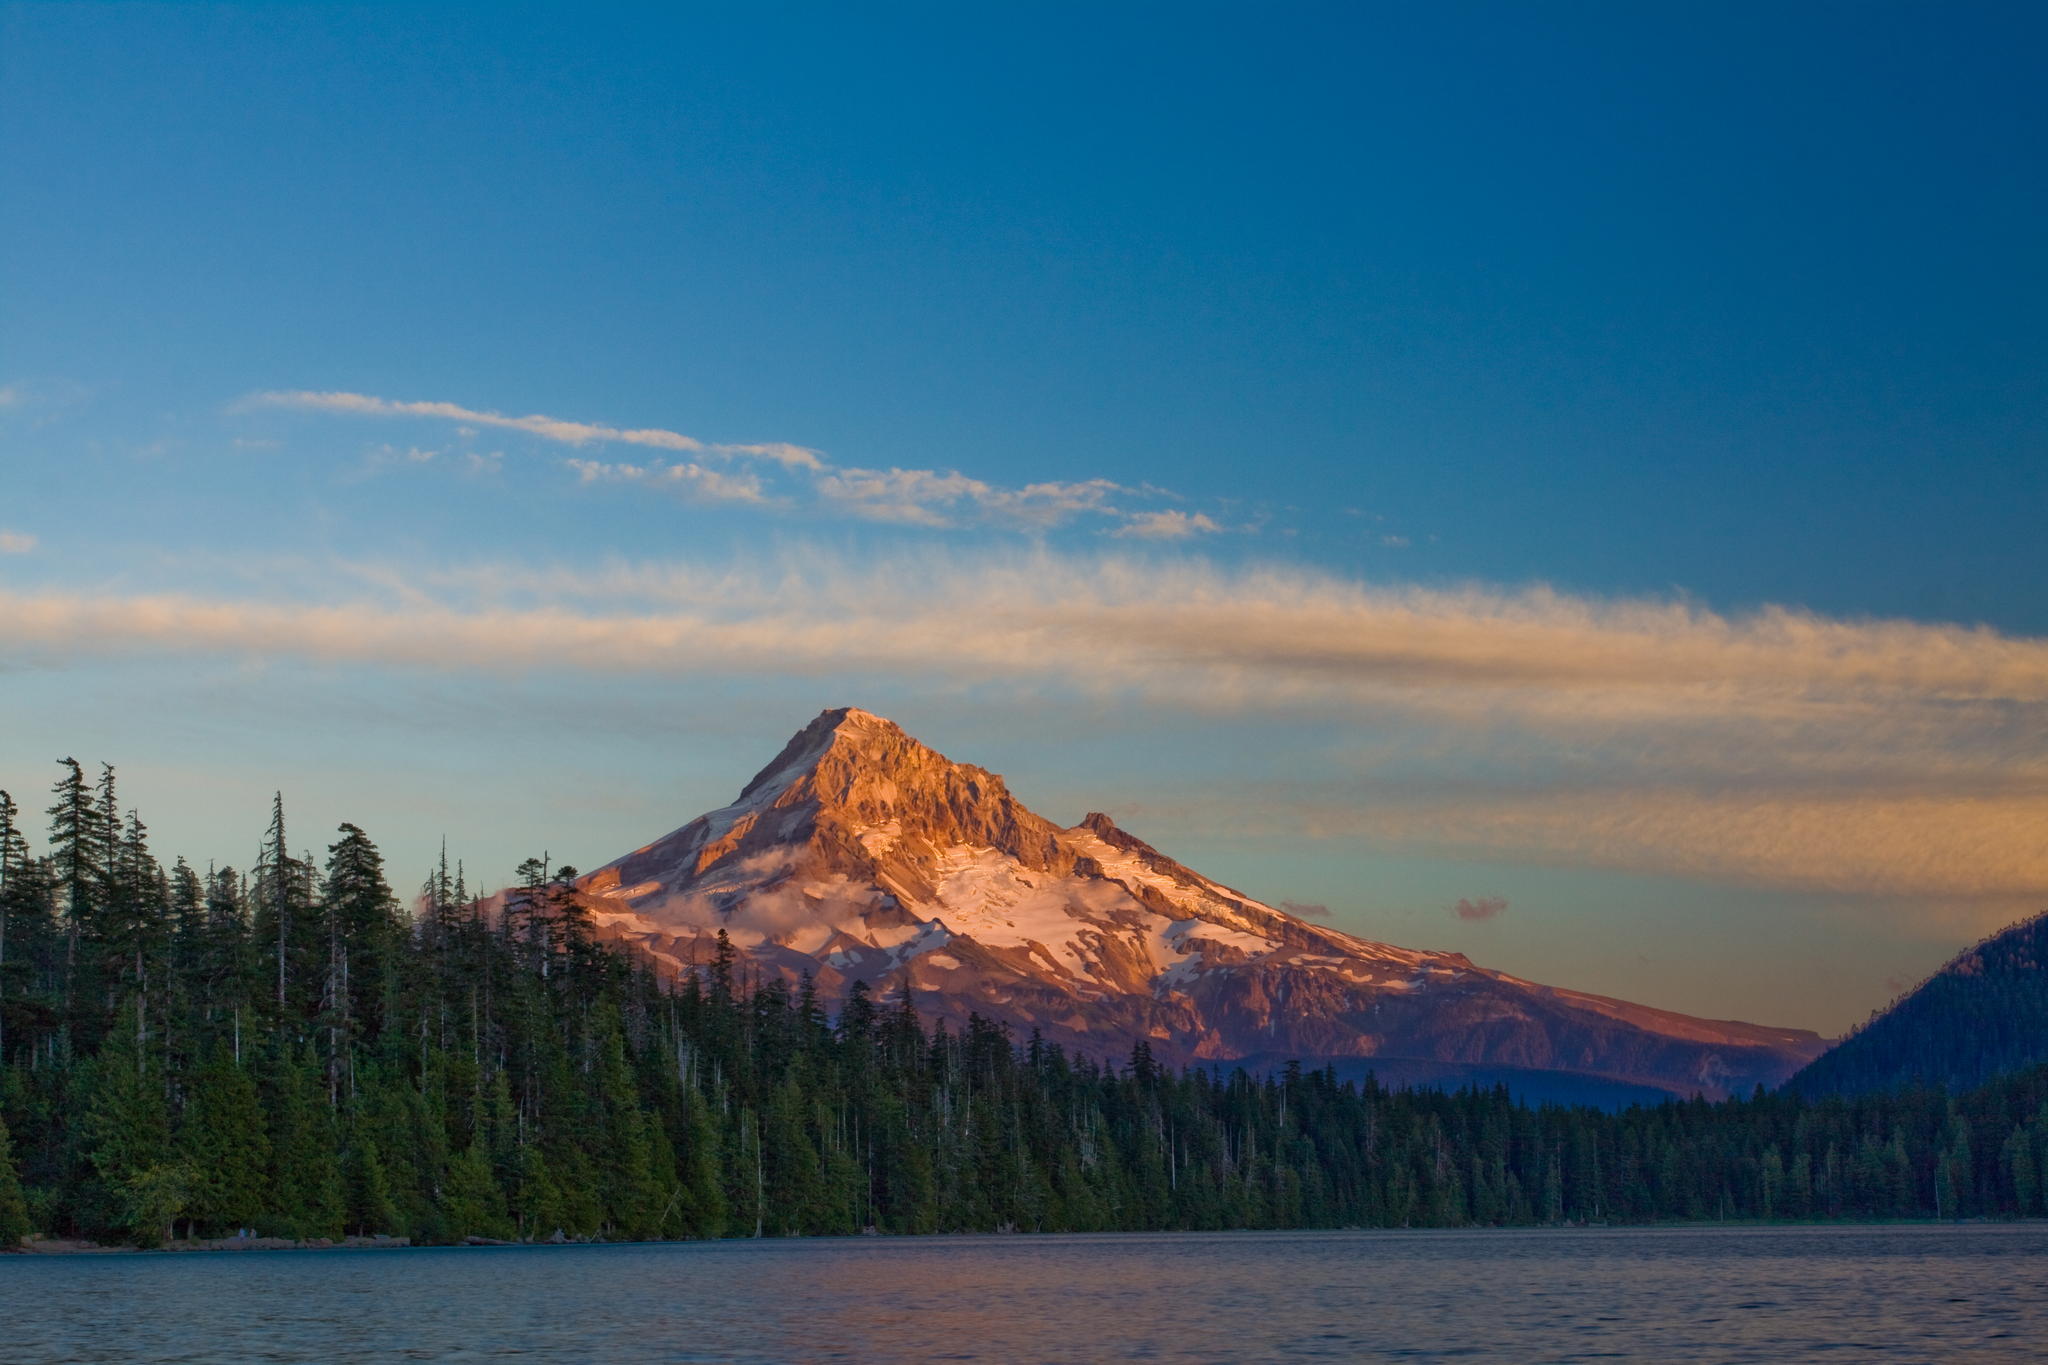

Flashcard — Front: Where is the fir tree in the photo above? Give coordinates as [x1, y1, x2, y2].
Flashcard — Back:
[0, 1111, 31, 1246]
[513, 1141, 565, 1242]
[79, 1016, 172, 1242]
[47, 757, 105, 1050]
[266, 1050, 343, 1239]
[675, 1080, 728, 1238]
[441, 1141, 510, 1241]
[0, 788, 29, 1063]
[346, 1129, 401, 1236]
[180, 1050, 271, 1235]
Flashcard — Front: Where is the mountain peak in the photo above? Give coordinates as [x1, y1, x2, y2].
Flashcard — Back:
[589, 708, 1064, 910]
[819, 704, 891, 734]
[574, 707, 1825, 1098]
[735, 705, 912, 802]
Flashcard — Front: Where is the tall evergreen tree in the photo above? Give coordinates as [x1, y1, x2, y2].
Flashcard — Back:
[180, 1050, 270, 1236]
[321, 823, 400, 1085]
[0, 788, 28, 1062]
[0, 1111, 30, 1246]
[345, 1136, 403, 1237]
[79, 1016, 176, 1243]
[47, 758, 105, 1051]
[266, 1049, 343, 1239]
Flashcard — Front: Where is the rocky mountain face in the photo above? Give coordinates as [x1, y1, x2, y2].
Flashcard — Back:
[574, 707, 1825, 1099]
[1787, 910, 2048, 1098]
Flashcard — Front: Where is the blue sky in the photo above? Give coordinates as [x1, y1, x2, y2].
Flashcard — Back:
[3, 3, 2044, 1033]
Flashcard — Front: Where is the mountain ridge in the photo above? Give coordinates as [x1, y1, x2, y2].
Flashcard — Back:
[570, 707, 1825, 1099]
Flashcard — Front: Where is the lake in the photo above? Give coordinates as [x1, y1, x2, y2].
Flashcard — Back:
[4, 1224, 2045, 1362]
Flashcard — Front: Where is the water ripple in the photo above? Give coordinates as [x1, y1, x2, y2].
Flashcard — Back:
[4, 1224, 2046, 1362]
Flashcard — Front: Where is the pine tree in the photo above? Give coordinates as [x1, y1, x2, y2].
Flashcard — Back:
[267, 1050, 343, 1239]
[675, 1080, 728, 1238]
[180, 1050, 271, 1236]
[47, 758, 105, 1050]
[441, 1141, 510, 1241]
[80, 1016, 174, 1243]
[266, 795, 288, 1015]
[0, 788, 29, 1064]
[513, 1140, 565, 1242]
[346, 1129, 401, 1236]
[2004, 1124, 2038, 1216]
[252, 794, 315, 1033]
[0, 1111, 31, 1246]
[320, 823, 400, 1091]
[593, 1004, 662, 1239]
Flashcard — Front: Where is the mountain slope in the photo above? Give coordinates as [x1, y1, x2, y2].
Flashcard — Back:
[1787, 911, 2048, 1097]
[574, 707, 1825, 1098]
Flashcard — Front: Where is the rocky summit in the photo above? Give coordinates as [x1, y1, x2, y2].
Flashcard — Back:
[573, 707, 1825, 1099]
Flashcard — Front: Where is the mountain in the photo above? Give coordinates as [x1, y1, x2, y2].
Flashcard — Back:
[573, 707, 1825, 1099]
[1787, 911, 2048, 1097]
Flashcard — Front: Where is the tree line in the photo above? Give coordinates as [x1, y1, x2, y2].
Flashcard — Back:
[3, 762, 2047, 1249]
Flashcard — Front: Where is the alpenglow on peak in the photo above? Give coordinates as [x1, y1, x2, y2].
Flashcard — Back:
[564, 708, 1823, 1100]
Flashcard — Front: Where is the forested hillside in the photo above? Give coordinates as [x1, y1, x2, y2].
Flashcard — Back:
[1789, 912, 2048, 1098]
[4, 763, 2048, 1250]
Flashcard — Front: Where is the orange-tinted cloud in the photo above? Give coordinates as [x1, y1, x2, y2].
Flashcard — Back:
[5, 550, 2044, 908]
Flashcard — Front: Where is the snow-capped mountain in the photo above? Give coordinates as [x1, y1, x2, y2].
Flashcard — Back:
[575, 707, 1824, 1098]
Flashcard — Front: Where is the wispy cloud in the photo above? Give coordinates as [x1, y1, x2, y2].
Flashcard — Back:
[813, 467, 1128, 529]
[0, 530, 36, 554]
[241, 389, 1228, 537]
[1115, 510, 1222, 540]
[9, 550, 2044, 910]
[0, 378, 91, 421]
[566, 458, 771, 506]
[356, 443, 507, 479]
[242, 390, 826, 469]
[812, 467, 992, 527]
[370, 443, 442, 466]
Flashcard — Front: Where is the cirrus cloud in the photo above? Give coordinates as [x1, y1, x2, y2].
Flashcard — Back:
[240, 389, 827, 468]
[1115, 510, 1222, 540]
[565, 457, 771, 506]
[239, 389, 1233, 537]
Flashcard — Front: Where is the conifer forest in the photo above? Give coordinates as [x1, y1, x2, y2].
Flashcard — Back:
[3, 763, 2047, 1251]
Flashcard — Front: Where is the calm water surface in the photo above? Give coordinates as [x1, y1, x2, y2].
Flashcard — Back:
[4, 1224, 2045, 1362]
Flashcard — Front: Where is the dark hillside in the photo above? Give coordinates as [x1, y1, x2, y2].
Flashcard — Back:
[1789, 911, 2048, 1097]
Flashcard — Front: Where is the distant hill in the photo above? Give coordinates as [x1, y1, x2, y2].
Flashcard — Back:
[1788, 910, 2048, 1097]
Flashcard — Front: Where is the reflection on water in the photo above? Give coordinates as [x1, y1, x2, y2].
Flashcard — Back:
[5, 1224, 2047, 1362]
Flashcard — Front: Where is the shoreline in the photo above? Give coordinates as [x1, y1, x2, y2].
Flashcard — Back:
[9, 1218, 2035, 1256]
[11, 1234, 417, 1255]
